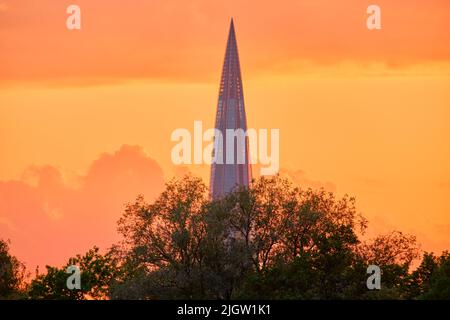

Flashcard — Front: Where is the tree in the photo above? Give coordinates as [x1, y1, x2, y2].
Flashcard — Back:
[0, 239, 27, 299]
[114, 174, 408, 300]
[28, 247, 120, 300]
[420, 251, 450, 299]
[356, 231, 420, 299]
[235, 180, 368, 299]
[3, 174, 447, 300]
[112, 175, 209, 299]
[404, 252, 438, 299]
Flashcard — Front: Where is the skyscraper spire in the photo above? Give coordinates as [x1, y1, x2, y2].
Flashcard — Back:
[210, 19, 252, 199]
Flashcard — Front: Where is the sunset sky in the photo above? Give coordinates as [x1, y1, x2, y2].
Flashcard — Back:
[1, 0, 449, 270]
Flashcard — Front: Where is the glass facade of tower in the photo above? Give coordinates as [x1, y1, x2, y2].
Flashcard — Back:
[210, 19, 252, 200]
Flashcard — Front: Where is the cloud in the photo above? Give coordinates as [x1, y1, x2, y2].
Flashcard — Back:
[356, 177, 386, 188]
[437, 181, 450, 189]
[1, 0, 449, 85]
[0, 145, 165, 270]
[280, 168, 336, 192]
[0, 216, 16, 231]
[172, 165, 193, 179]
[0, 2, 7, 12]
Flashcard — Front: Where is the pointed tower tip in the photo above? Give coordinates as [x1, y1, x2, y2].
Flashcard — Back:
[229, 17, 235, 35]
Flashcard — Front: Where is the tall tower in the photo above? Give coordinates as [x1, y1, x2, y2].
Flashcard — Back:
[210, 19, 252, 200]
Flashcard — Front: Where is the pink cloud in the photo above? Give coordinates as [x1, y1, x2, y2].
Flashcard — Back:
[0, 145, 164, 270]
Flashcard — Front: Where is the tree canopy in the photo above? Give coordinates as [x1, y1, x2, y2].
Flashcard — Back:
[0, 239, 27, 299]
[1, 174, 449, 299]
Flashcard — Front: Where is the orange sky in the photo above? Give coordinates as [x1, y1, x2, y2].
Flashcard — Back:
[0, 0, 450, 270]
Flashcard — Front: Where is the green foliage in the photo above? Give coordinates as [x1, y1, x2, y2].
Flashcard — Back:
[110, 174, 428, 300]
[0, 239, 27, 299]
[403, 252, 438, 299]
[2, 174, 450, 300]
[420, 251, 450, 299]
[28, 247, 120, 300]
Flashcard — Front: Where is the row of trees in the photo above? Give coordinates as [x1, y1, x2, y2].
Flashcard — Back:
[1, 175, 449, 299]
